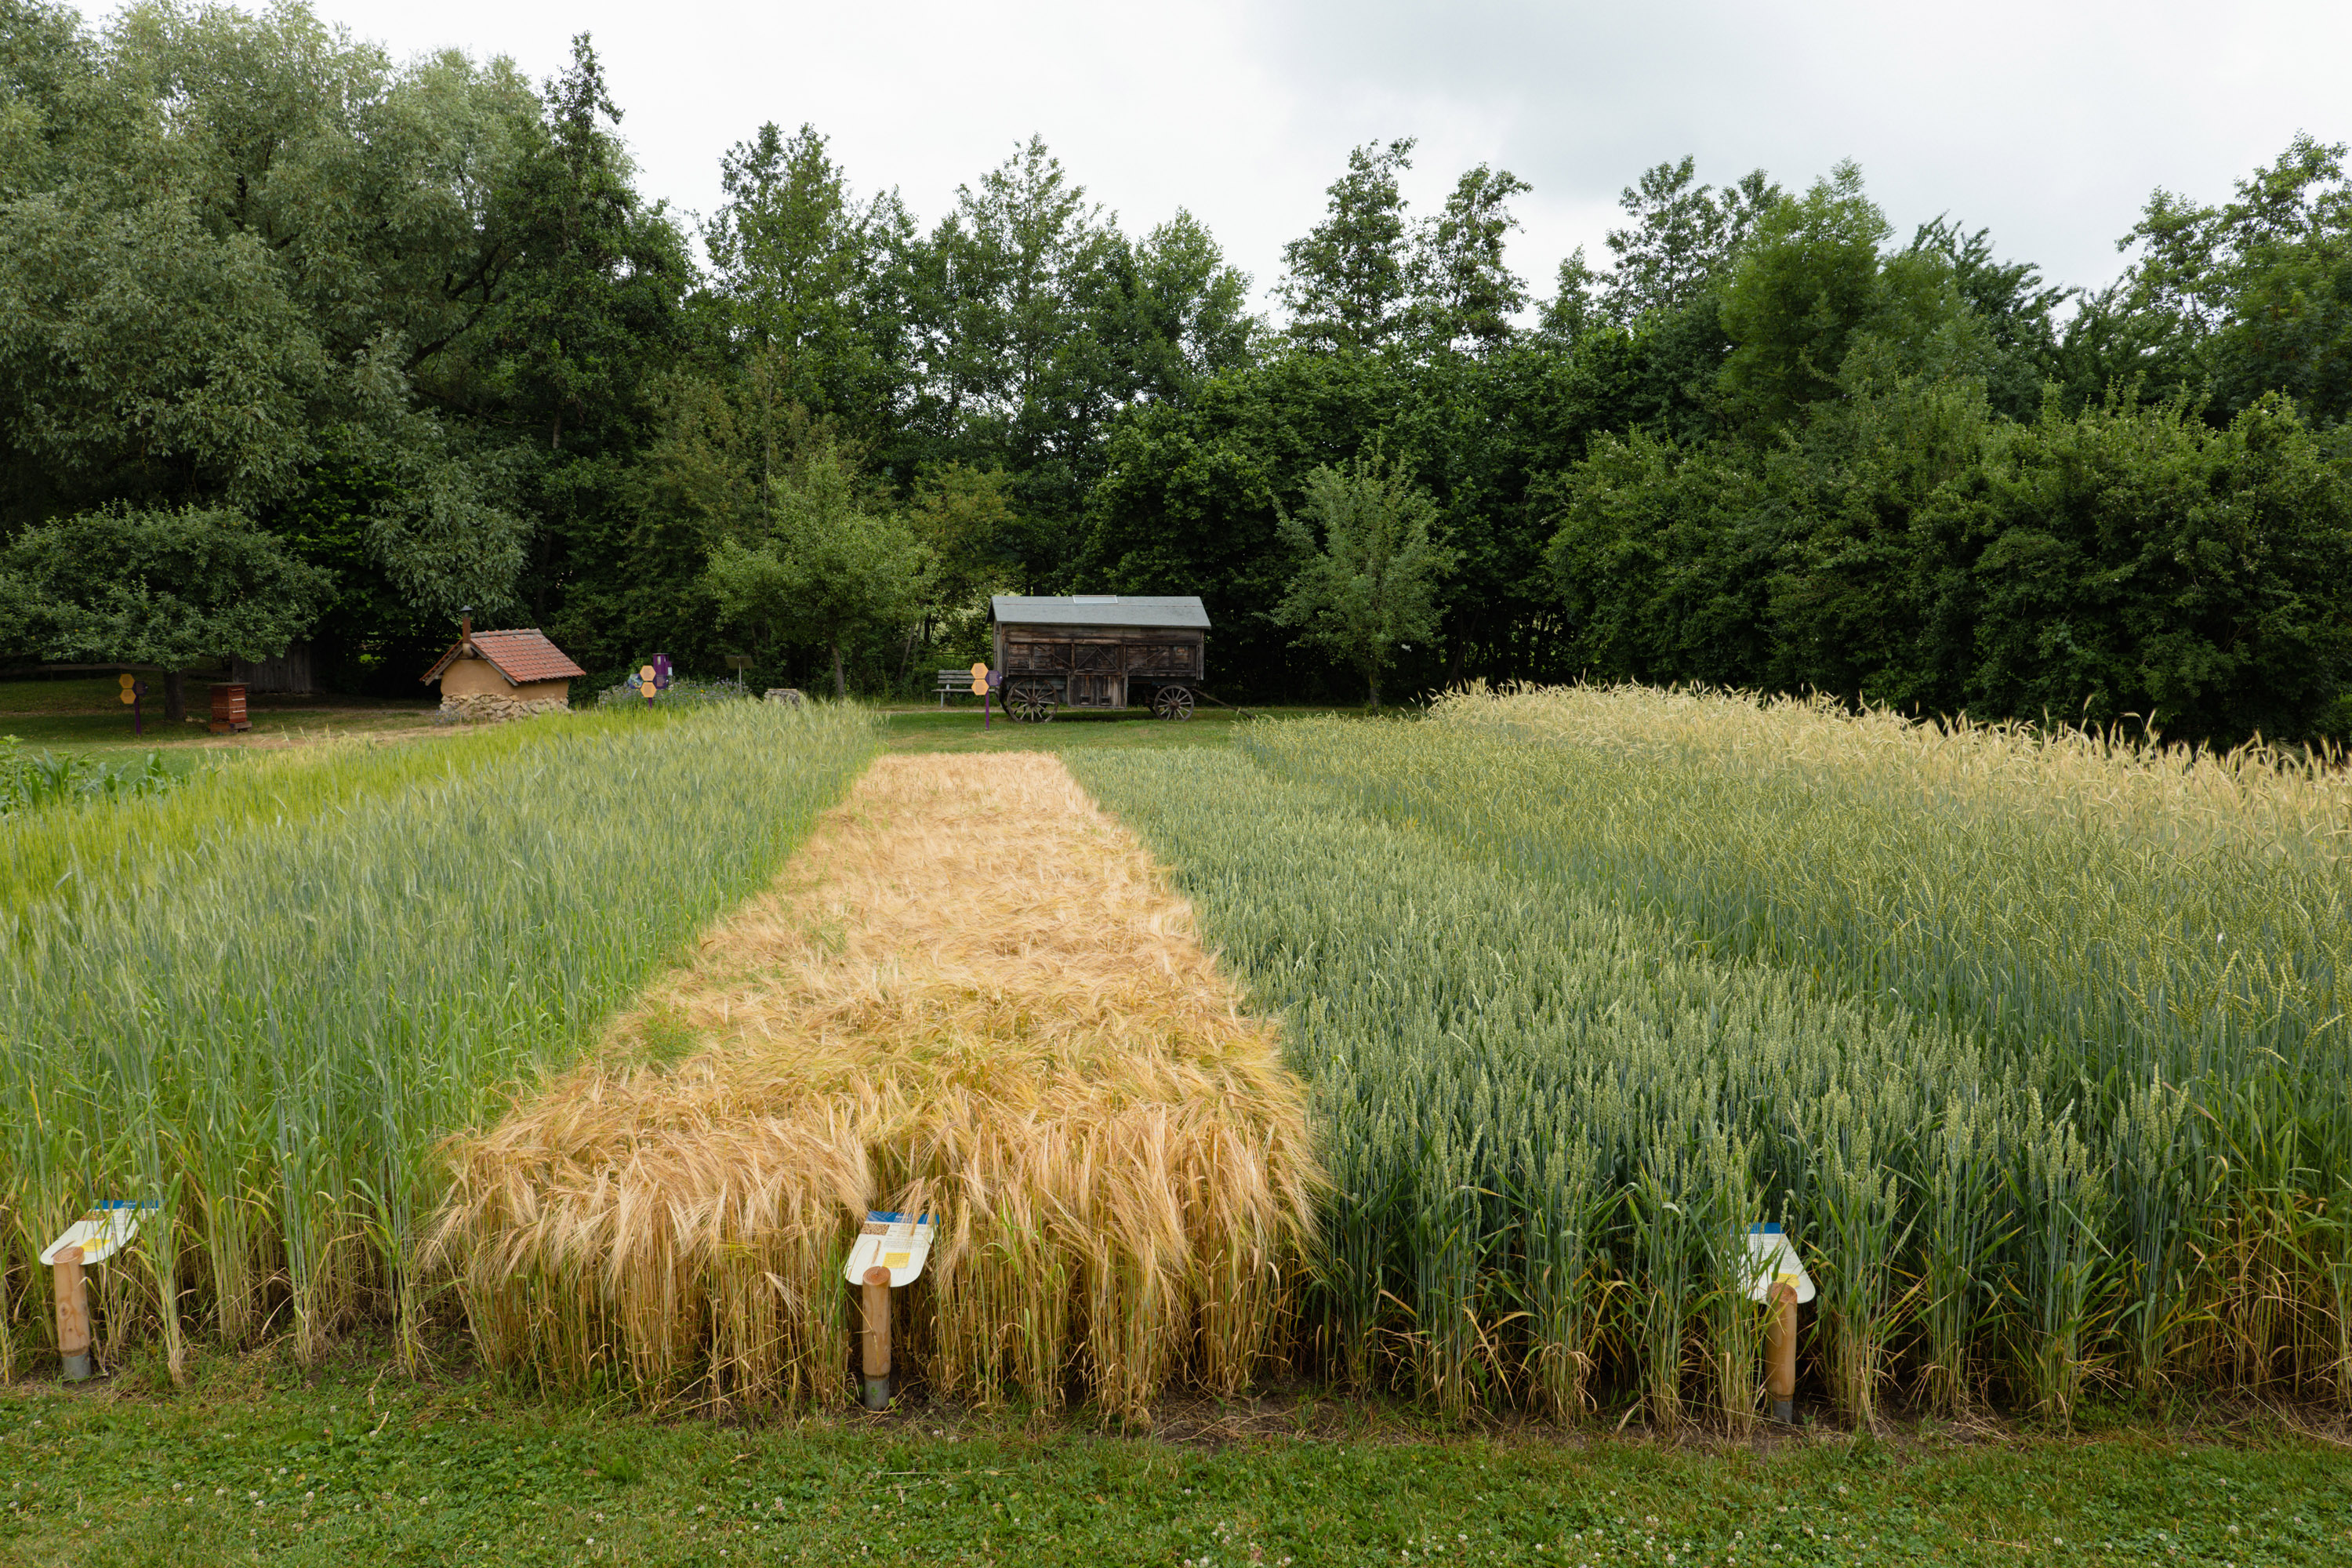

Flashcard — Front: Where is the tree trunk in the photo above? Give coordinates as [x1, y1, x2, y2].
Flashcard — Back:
[163, 670, 186, 724]
[831, 641, 846, 699]
[1367, 667, 1381, 713]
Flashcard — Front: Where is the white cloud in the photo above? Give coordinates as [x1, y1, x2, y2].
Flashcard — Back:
[64, 0, 2352, 311]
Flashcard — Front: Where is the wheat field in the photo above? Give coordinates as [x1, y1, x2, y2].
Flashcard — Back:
[0, 703, 873, 1378]
[1073, 683, 2352, 1426]
[435, 752, 1319, 1419]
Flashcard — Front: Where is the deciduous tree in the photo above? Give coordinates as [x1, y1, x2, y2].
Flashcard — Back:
[1273, 455, 1455, 710]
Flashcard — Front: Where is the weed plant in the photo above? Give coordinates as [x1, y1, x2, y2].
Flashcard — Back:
[0, 739, 178, 816]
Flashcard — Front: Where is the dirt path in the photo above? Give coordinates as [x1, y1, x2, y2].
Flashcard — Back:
[439, 752, 1318, 1418]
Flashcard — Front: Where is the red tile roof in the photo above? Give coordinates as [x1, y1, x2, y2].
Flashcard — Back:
[423, 629, 586, 687]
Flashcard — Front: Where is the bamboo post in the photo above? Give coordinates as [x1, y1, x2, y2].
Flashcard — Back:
[1767, 1279, 1797, 1423]
[860, 1265, 892, 1410]
[54, 1244, 91, 1382]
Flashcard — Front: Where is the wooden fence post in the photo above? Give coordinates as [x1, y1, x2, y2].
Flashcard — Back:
[1766, 1280, 1797, 1423]
[54, 1244, 90, 1382]
[860, 1265, 891, 1410]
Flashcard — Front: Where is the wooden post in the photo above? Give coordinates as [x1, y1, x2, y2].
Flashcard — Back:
[860, 1265, 891, 1410]
[54, 1244, 90, 1382]
[1767, 1280, 1797, 1423]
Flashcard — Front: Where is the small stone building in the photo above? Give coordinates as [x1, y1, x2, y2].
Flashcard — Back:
[423, 628, 585, 722]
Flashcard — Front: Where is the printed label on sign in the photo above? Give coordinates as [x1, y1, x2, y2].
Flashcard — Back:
[1741, 1224, 1817, 1304]
[42, 1201, 159, 1268]
[843, 1210, 935, 1287]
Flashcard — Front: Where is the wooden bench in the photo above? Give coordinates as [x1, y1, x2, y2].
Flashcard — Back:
[935, 669, 980, 706]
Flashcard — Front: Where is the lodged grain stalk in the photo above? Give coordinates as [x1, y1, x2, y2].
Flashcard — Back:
[434, 753, 1320, 1421]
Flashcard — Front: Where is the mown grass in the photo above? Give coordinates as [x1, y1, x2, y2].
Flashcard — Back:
[879, 705, 1346, 754]
[3, 1349, 2348, 1567]
[0, 675, 443, 750]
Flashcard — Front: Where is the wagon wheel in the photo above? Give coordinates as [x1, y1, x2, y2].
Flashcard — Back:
[1151, 684, 1196, 720]
[1007, 680, 1058, 723]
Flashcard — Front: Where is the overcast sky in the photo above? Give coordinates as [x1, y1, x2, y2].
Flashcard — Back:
[70, 0, 2352, 314]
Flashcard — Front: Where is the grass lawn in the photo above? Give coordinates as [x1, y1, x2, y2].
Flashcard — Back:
[2, 1348, 2347, 1567]
[0, 679, 442, 751]
[878, 703, 1356, 754]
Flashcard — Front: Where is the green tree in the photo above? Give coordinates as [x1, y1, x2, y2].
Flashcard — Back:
[1279, 140, 1417, 354]
[1930, 394, 2352, 743]
[1716, 162, 1892, 422]
[907, 136, 1140, 576]
[1718, 162, 1982, 426]
[703, 121, 915, 439]
[702, 441, 931, 696]
[430, 32, 697, 666]
[2, 504, 331, 718]
[1545, 157, 1779, 334]
[1272, 454, 1455, 710]
[1411, 164, 1532, 354]
[909, 462, 1022, 614]
[1118, 209, 1260, 400]
[1906, 217, 2071, 421]
[0, 1, 597, 675]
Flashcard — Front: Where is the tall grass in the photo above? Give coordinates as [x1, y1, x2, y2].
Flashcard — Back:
[0, 717, 666, 922]
[1073, 684, 2352, 1423]
[0, 704, 874, 1378]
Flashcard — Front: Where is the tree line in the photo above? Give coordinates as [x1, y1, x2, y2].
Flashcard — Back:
[2, 1, 2347, 742]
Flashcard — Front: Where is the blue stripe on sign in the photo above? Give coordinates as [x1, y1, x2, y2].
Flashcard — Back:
[1748, 1222, 1782, 1235]
[866, 1212, 934, 1225]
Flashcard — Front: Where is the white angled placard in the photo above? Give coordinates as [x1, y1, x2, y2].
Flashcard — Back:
[1742, 1222, 1816, 1304]
[843, 1211, 934, 1288]
[42, 1200, 158, 1268]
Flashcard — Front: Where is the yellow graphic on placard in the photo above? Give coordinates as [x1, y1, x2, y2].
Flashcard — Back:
[883, 1251, 911, 1269]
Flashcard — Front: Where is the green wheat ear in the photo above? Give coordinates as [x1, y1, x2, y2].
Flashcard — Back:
[0, 702, 877, 1381]
[1078, 680, 2352, 1420]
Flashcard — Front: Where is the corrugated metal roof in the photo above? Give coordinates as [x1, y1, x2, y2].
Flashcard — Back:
[990, 595, 1210, 630]
[422, 628, 587, 686]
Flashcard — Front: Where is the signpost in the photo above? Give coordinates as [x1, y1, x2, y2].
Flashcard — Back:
[116, 673, 146, 736]
[1743, 1223, 1816, 1423]
[970, 662, 990, 728]
[42, 1200, 158, 1382]
[842, 1211, 934, 1410]
[725, 655, 753, 689]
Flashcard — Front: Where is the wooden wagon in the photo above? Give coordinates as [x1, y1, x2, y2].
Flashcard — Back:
[990, 595, 1209, 722]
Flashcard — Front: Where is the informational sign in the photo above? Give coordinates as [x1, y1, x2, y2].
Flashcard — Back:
[969, 661, 989, 697]
[842, 1211, 934, 1288]
[1742, 1222, 1816, 1304]
[42, 1200, 159, 1268]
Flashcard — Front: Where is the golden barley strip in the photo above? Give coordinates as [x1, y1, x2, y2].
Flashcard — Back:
[436, 752, 1319, 1418]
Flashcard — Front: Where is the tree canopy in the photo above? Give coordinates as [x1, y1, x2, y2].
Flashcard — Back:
[5, 0, 2350, 745]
